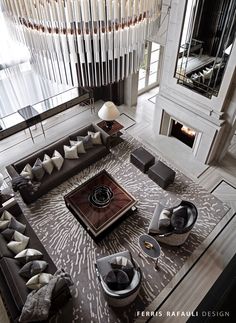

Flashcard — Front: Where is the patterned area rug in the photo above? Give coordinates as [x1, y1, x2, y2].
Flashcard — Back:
[18, 133, 229, 323]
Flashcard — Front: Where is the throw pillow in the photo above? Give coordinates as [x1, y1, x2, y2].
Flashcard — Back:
[64, 145, 79, 159]
[7, 231, 29, 254]
[105, 269, 130, 291]
[158, 209, 171, 230]
[203, 68, 213, 80]
[1, 228, 15, 241]
[26, 273, 53, 290]
[20, 164, 33, 180]
[77, 135, 93, 150]
[51, 150, 64, 170]
[9, 217, 26, 234]
[42, 154, 54, 174]
[110, 256, 134, 281]
[31, 158, 45, 181]
[0, 210, 13, 231]
[15, 248, 43, 264]
[70, 140, 86, 154]
[171, 206, 189, 231]
[19, 260, 48, 279]
[88, 131, 102, 145]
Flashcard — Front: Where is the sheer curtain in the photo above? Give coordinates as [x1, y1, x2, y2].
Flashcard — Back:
[0, 10, 70, 118]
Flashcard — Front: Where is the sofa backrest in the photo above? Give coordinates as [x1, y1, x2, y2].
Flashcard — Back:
[14, 137, 70, 173]
[69, 124, 94, 141]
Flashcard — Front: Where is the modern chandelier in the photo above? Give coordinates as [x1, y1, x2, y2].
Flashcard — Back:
[2, 0, 162, 88]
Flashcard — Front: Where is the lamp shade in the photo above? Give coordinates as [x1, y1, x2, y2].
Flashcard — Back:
[98, 102, 120, 121]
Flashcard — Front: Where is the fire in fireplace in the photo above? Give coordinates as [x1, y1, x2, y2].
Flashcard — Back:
[170, 120, 196, 148]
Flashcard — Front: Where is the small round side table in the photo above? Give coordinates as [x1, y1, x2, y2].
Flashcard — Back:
[138, 234, 161, 269]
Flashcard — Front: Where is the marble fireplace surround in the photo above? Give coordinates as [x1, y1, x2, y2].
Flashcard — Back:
[154, 94, 224, 164]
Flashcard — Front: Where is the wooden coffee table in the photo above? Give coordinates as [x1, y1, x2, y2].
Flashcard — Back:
[64, 170, 137, 240]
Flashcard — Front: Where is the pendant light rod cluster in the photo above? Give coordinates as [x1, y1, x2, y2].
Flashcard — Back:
[2, 0, 162, 88]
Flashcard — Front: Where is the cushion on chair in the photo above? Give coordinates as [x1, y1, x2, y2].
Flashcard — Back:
[104, 269, 131, 291]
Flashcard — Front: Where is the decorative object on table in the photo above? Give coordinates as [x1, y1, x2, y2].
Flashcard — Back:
[2, 1, 162, 88]
[148, 160, 176, 189]
[89, 186, 113, 208]
[148, 201, 198, 246]
[95, 250, 142, 307]
[98, 101, 120, 131]
[130, 147, 155, 173]
[138, 234, 161, 270]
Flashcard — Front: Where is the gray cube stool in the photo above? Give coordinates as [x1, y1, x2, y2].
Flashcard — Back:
[130, 147, 155, 173]
[148, 160, 175, 189]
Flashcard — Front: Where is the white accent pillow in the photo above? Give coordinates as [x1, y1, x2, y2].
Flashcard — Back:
[70, 140, 86, 154]
[42, 154, 54, 174]
[64, 145, 79, 159]
[26, 273, 53, 290]
[0, 210, 13, 230]
[7, 231, 29, 254]
[88, 131, 102, 145]
[51, 150, 64, 170]
[20, 164, 33, 179]
[203, 68, 213, 79]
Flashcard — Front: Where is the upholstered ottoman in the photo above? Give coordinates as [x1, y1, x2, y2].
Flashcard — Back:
[148, 160, 175, 189]
[130, 147, 155, 173]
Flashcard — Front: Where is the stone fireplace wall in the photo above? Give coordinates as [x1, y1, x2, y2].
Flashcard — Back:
[153, 0, 236, 165]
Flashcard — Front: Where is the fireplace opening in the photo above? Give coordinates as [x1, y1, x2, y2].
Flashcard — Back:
[170, 120, 196, 148]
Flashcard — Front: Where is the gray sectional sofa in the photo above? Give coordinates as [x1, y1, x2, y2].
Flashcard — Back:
[0, 202, 72, 323]
[6, 123, 110, 204]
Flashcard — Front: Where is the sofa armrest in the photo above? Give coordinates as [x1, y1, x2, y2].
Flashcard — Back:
[6, 164, 20, 179]
[6, 165, 35, 205]
[92, 123, 110, 147]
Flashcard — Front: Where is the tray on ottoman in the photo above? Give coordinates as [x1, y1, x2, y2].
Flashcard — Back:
[130, 147, 155, 173]
[148, 160, 175, 189]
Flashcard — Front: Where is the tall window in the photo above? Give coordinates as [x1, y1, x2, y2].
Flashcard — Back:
[138, 41, 161, 93]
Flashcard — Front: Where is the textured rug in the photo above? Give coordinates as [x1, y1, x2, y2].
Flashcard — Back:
[18, 133, 229, 323]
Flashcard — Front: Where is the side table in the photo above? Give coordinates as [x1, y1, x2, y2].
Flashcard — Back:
[96, 120, 124, 148]
[138, 234, 161, 270]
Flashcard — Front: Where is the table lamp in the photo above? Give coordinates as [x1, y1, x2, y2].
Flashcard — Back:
[98, 101, 120, 131]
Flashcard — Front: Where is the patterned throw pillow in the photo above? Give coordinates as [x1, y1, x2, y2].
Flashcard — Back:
[64, 145, 79, 159]
[26, 273, 53, 290]
[88, 131, 102, 145]
[70, 140, 86, 154]
[15, 248, 43, 264]
[42, 154, 54, 174]
[20, 164, 33, 180]
[77, 135, 93, 150]
[7, 231, 29, 254]
[32, 158, 45, 181]
[19, 260, 48, 279]
[51, 150, 64, 170]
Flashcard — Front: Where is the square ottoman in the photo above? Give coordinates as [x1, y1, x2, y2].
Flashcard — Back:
[130, 147, 155, 173]
[148, 160, 175, 189]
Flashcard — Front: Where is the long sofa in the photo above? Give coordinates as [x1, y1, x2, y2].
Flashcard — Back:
[0, 202, 72, 323]
[6, 123, 110, 204]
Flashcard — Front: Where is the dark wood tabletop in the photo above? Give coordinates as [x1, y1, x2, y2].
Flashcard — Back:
[96, 120, 124, 136]
[64, 170, 136, 237]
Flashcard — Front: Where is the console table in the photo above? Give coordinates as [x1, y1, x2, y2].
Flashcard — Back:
[0, 87, 91, 142]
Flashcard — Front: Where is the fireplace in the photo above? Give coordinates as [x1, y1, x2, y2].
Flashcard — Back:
[170, 120, 196, 148]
